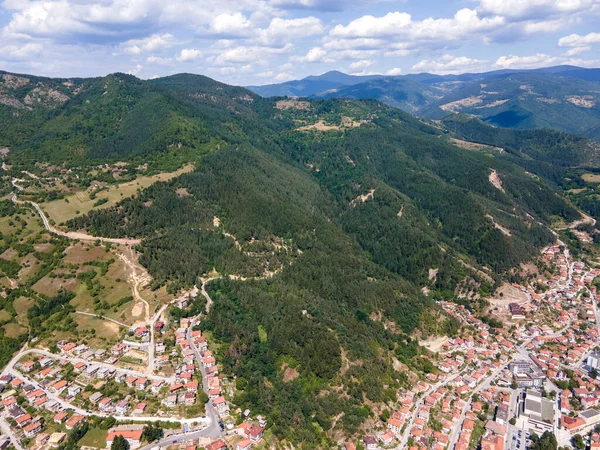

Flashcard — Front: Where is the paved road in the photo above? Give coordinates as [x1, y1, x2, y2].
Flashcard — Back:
[187, 326, 222, 439]
[0, 415, 26, 450]
[137, 428, 210, 450]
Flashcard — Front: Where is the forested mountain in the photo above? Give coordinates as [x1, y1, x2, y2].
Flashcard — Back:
[1, 70, 597, 444]
[246, 66, 600, 140]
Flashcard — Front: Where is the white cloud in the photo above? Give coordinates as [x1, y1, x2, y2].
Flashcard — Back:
[146, 55, 174, 65]
[493, 53, 563, 69]
[478, 0, 597, 20]
[412, 55, 490, 74]
[274, 72, 294, 81]
[176, 48, 203, 62]
[386, 67, 402, 76]
[559, 32, 600, 49]
[494, 52, 600, 69]
[349, 59, 373, 70]
[258, 17, 323, 45]
[329, 9, 504, 41]
[213, 44, 294, 65]
[0, 42, 44, 61]
[120, 33, 175, 55]
[564, 46, 591, 56]
[209, 12, 253, 37]
[257, 70, 274, 78]
[298, 46, 333, 63]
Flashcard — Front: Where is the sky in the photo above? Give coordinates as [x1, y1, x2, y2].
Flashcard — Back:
[0, 0, 600, 86]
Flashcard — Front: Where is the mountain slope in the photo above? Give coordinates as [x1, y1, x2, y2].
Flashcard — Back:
[247, 66, 600, 140]
[1, 70, 597, 445]
[421, 73, 600, 138]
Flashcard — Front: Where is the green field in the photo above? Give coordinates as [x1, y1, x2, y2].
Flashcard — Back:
[78, 428, 108, 448]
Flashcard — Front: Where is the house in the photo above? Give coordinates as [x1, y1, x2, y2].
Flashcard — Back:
[89, 392, 104, 404]
[388, 417, 403, 434]
[363, 435, 378, 450]
[67, 385, 82, 397]
[151, 380, 164, 394]
[248, 426, 264, 444]
[186, 381, 199, 393]
[135, 378, 148, 390]
[237, 438, 252, 450]
[106, 428, 144, 450]
[213, 396, 229, 415]
[50, 379, 67, 393]
[184, 392, 196, 405]
[21, 361, 35, 373]
[99, 397, 113, 411]
[54, 411, 69, 424]
[134, 403, 147, 414]
[206, 440, 227, 450]
[115, 400, 130, 415]
[48, 432, 67, 447]
[163, 395, 177, 408]
[24, 421, 42, 438]
[65, 414, 85, 430]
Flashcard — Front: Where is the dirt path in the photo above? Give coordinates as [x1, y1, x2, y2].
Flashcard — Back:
[118, 248, 151, 324]
[556, 211, 597, 230]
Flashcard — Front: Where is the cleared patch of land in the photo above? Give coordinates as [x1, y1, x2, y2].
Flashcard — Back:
[583, 173, 600, 183]
[73, 313, 121, 342]
[40, 164, 194, 224]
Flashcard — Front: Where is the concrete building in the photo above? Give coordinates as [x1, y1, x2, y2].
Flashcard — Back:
[519, 389, 556, 432]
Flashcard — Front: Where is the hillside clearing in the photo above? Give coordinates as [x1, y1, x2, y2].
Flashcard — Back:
[40, 164, 194, 224]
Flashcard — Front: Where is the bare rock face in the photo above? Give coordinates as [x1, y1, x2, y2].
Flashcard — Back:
[0, 94, 29, 109]
[1, 73, 29, 89]
[24, 87, 70, 106]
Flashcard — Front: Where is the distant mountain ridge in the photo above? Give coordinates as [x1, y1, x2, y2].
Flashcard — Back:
[246, 66, 600, 140]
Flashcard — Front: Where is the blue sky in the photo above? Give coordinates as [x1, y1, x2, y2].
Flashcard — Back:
[0, 0, 599, 85]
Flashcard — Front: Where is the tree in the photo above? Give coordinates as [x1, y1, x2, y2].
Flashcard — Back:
[509, 417, 516, 425]
[111, 435, 130, 450]
[142, 423, 164, 443]
[571, 434, 585, 450]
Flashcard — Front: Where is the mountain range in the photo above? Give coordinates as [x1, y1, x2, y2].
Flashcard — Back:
[1, 68, 600, 444]
[247, 66, 600, 140]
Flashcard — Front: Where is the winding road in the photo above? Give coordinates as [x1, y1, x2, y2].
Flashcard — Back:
[11, 192, 141, 245]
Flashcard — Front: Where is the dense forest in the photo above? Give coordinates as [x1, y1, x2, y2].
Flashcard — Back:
[1, 70, 598, 444]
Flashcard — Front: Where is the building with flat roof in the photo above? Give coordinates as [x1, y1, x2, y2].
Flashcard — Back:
[519, 389, 556, 432]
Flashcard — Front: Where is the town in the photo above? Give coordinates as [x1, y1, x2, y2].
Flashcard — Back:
[348, 239, 600, 450]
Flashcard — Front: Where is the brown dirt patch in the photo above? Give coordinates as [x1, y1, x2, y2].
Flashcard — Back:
[282, 367, 299, 383]
[32, 276, 77, 296]
[63, 243, 109, 264]
[33, 243, 53, 253]
[175, 188, 191, 197]
[488, 282, 528, 307]
[0, 248, 18, 260]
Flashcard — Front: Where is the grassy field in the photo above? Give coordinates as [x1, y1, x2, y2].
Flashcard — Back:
[78, 428, 108, 448]
[73, 313, 123, 342]
[3, 322, 27, 338]
[41, 164, 194, 224]
[13, 296, 34, 325]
